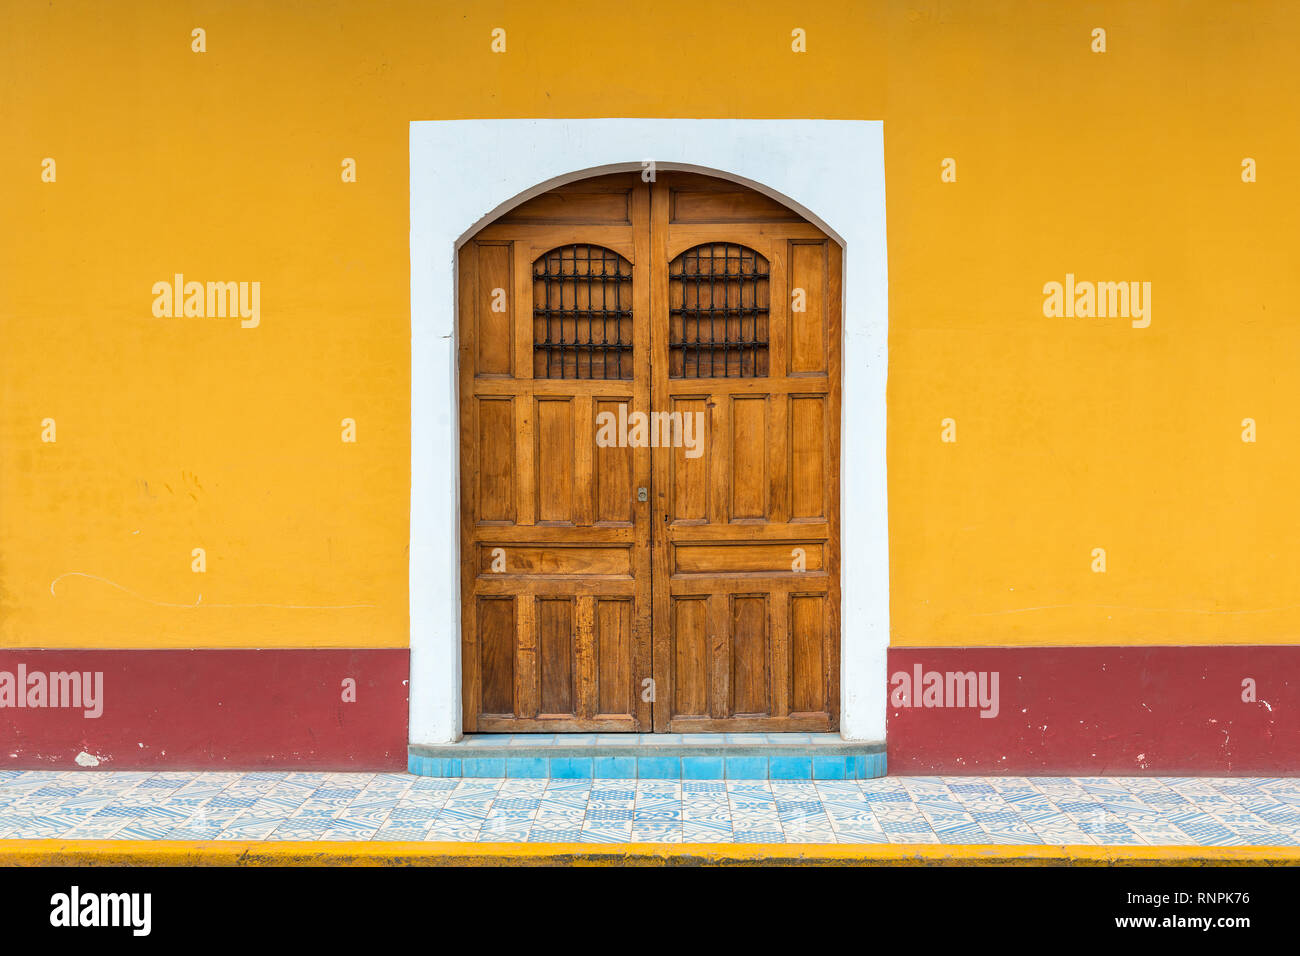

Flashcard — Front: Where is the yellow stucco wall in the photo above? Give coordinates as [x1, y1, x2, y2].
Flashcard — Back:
[2, 0, 1297, 649]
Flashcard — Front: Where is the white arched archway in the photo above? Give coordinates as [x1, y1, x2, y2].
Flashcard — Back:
[410, 119, 887, 745]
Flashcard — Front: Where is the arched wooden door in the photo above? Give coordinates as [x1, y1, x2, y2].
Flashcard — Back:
[458, 171, 840, 733]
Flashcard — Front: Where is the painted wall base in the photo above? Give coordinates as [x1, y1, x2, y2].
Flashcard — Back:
[0, 649, 409, 770]
[888, 646, 1300, 775]
[11, 644, 1297, 775]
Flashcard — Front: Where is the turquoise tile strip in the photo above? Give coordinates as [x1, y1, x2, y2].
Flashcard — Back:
[407, 737, 888, 780]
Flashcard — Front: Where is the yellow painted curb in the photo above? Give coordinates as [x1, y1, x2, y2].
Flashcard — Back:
[1, 840, 1298, 866]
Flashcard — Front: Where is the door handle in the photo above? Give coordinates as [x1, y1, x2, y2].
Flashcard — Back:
[637, 487, 648, 502]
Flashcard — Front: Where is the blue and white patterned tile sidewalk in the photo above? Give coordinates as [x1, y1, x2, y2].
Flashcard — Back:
[0, 770, 1297, 845]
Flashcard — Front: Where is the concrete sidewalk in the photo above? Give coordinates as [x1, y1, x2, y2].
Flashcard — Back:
[0, 770, 1297, 862]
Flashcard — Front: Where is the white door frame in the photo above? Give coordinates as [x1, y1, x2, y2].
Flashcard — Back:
[409, 118, 888, 744]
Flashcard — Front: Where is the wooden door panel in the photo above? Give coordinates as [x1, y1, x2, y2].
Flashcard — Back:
[534, 397, 574, 523]
[593, 396, 635, 524]
[504, 189, 632, 225]
[789, 592, 829, 715]
[659, 580, 836, 731]
[475, 242, 514, 376]
[478, 544, 633, 576]
[537, 597, 574, 715]
[664, 172, 808, 224]
[789, 395, 828, 519]
[651, 173, 840, 732]
[460, 176, 653, 732]
[671, 597, 710, 717]
[729, 396, 768, 519]
[476, 596, 516, 716]
[499, 173, 638, 226]
[788, 241, 829, 375]
[462, 171, 837, 734]
[664, 223, 828, 258]
[673, 542, 825, 575]
[475, 397, 515, 523]
[668, 399, 709, 522]
[594, 598, 634, 718]
[730, 594, 770, 716]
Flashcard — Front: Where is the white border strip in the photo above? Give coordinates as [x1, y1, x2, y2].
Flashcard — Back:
[410, 119, 888, 743]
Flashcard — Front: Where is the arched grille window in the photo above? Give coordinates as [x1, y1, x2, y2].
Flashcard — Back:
[669, 243, 769, 378]
[533, 244, 633, 379]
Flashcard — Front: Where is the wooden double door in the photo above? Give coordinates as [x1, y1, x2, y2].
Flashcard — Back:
[458, 171, 841, 732]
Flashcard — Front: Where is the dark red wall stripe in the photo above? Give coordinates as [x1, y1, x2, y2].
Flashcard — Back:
[0, 649, 409, 770]
[7, 645, 1295, 774]
[888, 646, 1300, 775]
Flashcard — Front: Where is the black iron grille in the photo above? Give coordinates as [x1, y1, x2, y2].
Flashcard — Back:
[533, 245, 633, 379]
[669, 243, 770, 378]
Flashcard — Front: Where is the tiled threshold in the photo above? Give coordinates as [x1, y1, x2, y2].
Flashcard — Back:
[408, 733, 886, 780]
